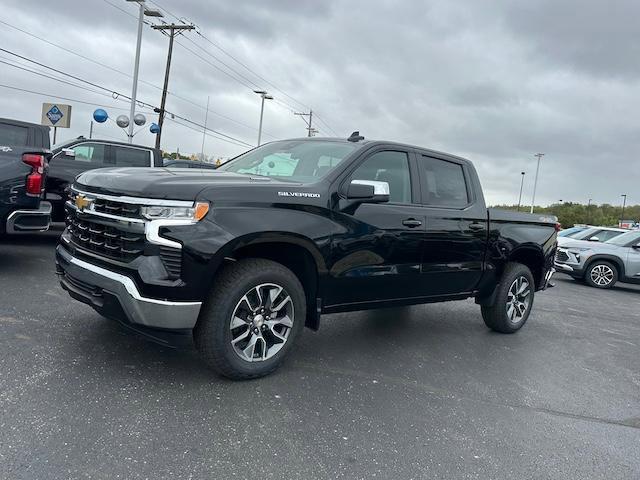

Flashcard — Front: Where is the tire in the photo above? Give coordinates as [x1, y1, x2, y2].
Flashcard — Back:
[481, 262, 535, 334]
[584, 261, 618, 289]
[194, 258, 306, 380]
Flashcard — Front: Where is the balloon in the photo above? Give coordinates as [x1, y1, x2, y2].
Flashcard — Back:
[150, 123, 160, 134]
[93, 109, 108, 123]
[116, 115, 130, 128]
[134, 113, 146, 126]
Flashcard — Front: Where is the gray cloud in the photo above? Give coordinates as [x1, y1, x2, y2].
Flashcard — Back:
[0, 0, 638, 207]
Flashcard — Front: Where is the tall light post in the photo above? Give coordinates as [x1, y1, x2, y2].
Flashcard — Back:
[254, 90, 273, 146]
[530, 153, 545, 213]
[587, 198, 592, 224]
[125, 0, 163, 144]
[517, 171, 525, 211]
[620, 194, 627, 227]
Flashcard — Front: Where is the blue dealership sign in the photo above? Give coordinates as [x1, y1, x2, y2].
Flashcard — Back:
[46, 105, 64, 125]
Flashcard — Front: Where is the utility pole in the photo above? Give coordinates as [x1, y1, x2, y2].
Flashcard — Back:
[517, 171, 525, 211]
[152, 23, 195, 149]
[530, 153, 544, 214]
[254, 90, 273, 146]
[620, 194, 627, 227]
[294, 110, 317, 137]
[200, 95, 210, 160]
[125, 0, 163, 144]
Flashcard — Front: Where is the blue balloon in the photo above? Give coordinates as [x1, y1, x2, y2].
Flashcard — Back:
[93, 109, 108, 123]
[150, 123, 160, 134]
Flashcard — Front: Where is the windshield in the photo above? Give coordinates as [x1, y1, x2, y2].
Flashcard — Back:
[558, 226, 587, 237]
[605, 230, 640, 246]
[218, 140, 358, 182]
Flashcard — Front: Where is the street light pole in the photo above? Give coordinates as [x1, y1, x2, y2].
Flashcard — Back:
[530, 153, 544, 214]
[517, 171, 525, 212]
[254, 90, 273, 146]
[587, 198, 592, 224]
[127, 0, 145, 144]
[125, 0, 162, 144]
[620, 194, 627, 227]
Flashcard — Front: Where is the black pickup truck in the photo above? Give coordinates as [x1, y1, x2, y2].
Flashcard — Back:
[0, 118, 52, 234]
[55, 134, 557, 379]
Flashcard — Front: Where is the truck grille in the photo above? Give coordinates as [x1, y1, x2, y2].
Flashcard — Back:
[92, 198, 142, 219]
[66, 212, 145, 262]
[555, 250, 569, 263]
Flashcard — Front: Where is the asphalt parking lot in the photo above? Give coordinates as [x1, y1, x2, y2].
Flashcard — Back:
[1, 230, 639, 479]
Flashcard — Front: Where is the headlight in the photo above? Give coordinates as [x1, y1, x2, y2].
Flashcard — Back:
[141, 202, 209, 221]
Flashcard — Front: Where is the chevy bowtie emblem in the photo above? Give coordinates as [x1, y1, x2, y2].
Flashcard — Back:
[75, 194, 92, 212]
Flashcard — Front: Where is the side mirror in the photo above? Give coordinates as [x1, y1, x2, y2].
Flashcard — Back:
[632, 243, 640, 249]
[588, 236, 600, 242]
[62, 148, 75, 158]
[347, 180, 390, 203]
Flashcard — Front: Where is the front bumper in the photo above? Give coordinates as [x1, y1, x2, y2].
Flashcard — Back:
[56, 245, 202, 332]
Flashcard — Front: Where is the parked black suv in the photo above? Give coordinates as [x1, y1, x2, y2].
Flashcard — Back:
[56, 135, 557, 379]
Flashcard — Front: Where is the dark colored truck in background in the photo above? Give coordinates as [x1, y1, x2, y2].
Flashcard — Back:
[46, 138, 163, 222]
[55, 134, 557, 379]
[0, 118, 52, 234]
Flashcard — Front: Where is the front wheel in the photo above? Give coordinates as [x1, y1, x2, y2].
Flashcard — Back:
[584, 261, 618, 289]
[481, 262, 535, 334]
[194, 258, 306, 380]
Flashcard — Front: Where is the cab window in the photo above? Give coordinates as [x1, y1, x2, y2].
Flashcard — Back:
[350, 151, 412, 204]
[70, 143, 106, 164]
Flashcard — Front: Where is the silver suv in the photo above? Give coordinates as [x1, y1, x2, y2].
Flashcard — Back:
[557, 226, 627, 246]
[555, 230, 640, 288]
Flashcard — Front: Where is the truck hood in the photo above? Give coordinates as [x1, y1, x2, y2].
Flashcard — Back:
[74, 167, 298, 200]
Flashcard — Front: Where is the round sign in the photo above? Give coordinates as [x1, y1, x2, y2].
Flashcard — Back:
[133, 113, 146, 126]
[93, 109, 108, 123]
[150, 123, 160, 134]
[116, 115, 130, 128]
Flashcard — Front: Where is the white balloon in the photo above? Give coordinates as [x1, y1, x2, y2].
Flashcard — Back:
[116, 115, 130, 128]
[134, 113, 146, 126]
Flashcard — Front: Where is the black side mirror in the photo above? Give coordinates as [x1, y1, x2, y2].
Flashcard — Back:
[346, 180, 390, 203]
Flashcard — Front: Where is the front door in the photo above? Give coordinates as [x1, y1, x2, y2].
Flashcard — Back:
[327, 149, 427, 307]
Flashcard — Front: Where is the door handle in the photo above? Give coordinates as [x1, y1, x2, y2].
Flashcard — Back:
[402, 218, 422, 228]
[469, 222, 485, 231]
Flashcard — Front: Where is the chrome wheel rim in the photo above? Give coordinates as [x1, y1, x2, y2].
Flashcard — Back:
[590, 264, 614, 286]
[506, 276, 531, 324]
[229, 283, 294, 362]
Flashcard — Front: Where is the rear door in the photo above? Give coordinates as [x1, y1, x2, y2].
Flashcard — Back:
[110, 145, 154, 167]
[328, 148, 427, 306]
[415, 153, 488, 295]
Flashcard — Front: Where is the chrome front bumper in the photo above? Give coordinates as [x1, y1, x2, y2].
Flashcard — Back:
[56, 245, 202, 330]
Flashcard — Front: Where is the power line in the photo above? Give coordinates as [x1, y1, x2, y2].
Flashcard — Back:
[0, 47, 255, 147]
[0, 83, 131, 111]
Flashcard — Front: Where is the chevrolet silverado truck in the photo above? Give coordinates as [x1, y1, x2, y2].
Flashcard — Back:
[0, 118, 52, 234]
[55, 134, 557, 379]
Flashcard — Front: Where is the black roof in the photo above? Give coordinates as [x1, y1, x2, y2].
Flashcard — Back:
[0, 117, 50, 131]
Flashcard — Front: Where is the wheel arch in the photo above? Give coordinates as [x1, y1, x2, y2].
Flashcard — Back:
[583, 254, 625, 278]
[507, 245, 545, 289]
[217, 232, 326, 330]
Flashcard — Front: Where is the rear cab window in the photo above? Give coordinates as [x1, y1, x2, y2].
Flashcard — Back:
[417, 155, 469, 208]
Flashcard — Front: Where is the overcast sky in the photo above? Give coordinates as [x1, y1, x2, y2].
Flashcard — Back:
[1, 0, 638, 206]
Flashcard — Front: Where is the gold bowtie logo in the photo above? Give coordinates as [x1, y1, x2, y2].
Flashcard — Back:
[75, 194, 92, 212]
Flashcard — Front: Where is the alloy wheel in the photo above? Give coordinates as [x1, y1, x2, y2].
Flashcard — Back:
[229, 283, 294, 362]
[590, 264, 614, 286]
[506, 275, 531, 324]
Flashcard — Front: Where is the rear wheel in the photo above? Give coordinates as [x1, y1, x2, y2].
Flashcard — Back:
[194, 258, 306, 380]
[481, 262, 535, 334]
[584, 261, 618, 289]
